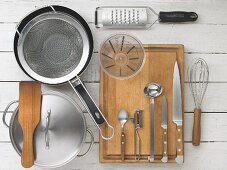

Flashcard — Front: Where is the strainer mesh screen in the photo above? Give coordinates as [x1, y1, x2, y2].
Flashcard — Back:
[23, 19, 83, 78]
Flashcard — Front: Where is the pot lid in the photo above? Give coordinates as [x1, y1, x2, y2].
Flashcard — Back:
[10, 92, 86, 168]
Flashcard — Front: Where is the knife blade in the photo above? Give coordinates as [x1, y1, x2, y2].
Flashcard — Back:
[172, 61, 183, 164]
[161, 96, 168, 163]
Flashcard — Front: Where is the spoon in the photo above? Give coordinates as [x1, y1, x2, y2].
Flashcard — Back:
[118, 109, 129, 161]
[144, 83, 163, 162]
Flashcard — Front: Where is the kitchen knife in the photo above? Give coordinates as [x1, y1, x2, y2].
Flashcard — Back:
[161, 96, 168, 163]
[172, 61, 183, 164]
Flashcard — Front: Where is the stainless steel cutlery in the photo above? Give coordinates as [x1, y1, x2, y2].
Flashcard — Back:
[172, 61, 183, 164]
[161, 96, 168, 163]
[118, 109, 129, 160]
[144, 83, 163, 162]
[131, 109, 143, 160]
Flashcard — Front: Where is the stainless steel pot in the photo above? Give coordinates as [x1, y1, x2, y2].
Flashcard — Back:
[2, 91, 94, 168]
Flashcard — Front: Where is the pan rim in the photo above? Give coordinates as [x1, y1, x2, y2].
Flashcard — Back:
[14, 5, 93, 84]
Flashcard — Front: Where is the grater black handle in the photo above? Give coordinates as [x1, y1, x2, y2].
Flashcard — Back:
[159, 11, 198, 22]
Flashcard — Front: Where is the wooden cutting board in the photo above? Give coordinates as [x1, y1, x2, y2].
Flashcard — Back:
[99, 44, 184, 163]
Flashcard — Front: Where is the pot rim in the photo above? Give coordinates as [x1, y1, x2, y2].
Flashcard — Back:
[8, 91, 88, 168]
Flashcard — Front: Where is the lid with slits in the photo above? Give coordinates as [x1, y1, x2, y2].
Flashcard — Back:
[99, 34, 145, 80]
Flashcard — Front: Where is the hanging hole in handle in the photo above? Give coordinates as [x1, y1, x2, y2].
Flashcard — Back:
[68, 80, 115, 140]
[95, 112, 101, 119]
[99, 124, 115, 140]
[2, 100, 18, 128]
[189, 12, 198, 21]
[77, 129, 94, 157]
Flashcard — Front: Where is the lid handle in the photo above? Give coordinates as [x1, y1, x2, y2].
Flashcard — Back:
[45, 110, 51, 149]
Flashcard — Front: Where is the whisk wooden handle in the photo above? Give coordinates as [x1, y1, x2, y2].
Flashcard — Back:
[192, 108, 201, 146]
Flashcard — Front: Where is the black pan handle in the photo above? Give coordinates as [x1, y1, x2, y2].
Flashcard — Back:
[159, 11, 198, 22]
[74, 83, 105, 124]
[71, 80, 114, 140]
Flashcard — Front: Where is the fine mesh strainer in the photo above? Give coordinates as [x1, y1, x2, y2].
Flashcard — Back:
[23, 17, 84, 79]
[14, 5, 114, 140]
[100, 34, 145, 79]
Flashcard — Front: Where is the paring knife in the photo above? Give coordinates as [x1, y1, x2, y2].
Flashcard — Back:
[161, 96, 168, 163]
[172, 61, 183, 164]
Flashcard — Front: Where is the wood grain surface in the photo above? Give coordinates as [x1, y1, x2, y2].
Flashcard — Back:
[18, 81, 41, 168]
[192, 108, 202, 146]
[100, 44, 184, 163]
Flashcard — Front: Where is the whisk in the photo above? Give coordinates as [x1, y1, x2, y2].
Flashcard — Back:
[188, 58, 209, 146]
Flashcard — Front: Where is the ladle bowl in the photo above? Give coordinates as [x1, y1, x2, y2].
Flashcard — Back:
[144, 83, 163, 98]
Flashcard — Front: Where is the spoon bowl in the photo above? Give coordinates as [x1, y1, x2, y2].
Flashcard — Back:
[118, 108, 128, 161]
[118, 109, 128, 129]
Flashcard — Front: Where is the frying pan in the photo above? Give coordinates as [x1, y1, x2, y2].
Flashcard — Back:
[14, 5, 114, 140]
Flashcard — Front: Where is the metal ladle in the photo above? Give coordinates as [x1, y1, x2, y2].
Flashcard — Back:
[144, 83, 163, 162]
[118, 109, 128, 161]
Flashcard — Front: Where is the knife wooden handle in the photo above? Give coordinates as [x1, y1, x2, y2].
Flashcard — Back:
[192, 108, 201, 146]
[121, 131, 125, 161]
[176, 125, 183, 164]
[161, 128, 168, 163]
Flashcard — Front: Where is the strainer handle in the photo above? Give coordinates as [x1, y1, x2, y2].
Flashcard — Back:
[69, 79, 114, 140]
[74, 83, 105, 124]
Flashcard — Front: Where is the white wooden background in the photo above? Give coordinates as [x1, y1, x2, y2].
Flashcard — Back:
[0, 0, 227, 169]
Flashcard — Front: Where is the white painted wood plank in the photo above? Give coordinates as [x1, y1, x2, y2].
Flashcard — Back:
[1, 23, 227, 53]
[184, 83, 227, 112]
[91, 24, 227, 53]
[0, 82, 225, 113]
[1, 112, 227, 142]
[0, 0, 227, 25]
[59, 142, 227, 170]
[83, 53, 227, 83]
[0, 24, 15, 52]
[184, 113, 227, 142]
[0, 82, 100, 112]
[1, 142, 227, 170]
[184, 54, 226, 83]
[0, 52, 31, 81]
[0, 52, 226, 83]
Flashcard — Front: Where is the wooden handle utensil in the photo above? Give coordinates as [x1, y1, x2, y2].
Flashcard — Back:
[161, 128, 168, 163]
[121, 132, 125, 160]
[18, 81, 41, 168]
[175, 125, 183, 164]
[192, 108, 201, 146]
[188, 58, 209, 147]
